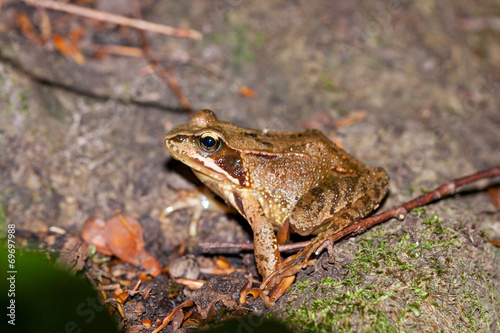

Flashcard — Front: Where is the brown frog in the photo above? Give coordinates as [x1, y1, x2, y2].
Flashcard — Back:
[164, 110, 389, 304]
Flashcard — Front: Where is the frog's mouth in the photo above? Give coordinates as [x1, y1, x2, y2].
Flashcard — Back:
[189, 158, 243, 186]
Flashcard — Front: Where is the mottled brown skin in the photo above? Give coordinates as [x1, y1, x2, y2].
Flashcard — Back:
[164, 110, 389, 299]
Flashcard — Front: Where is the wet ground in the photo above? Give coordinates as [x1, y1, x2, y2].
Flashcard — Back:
[1, 0, 499, 332]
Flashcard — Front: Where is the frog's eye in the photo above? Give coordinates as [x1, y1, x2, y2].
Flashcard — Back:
[197, 133, 222, 153]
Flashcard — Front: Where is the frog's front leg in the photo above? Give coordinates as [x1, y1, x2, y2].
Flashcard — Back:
[261, 168, 389, 299]
[238, 196, 281, 279]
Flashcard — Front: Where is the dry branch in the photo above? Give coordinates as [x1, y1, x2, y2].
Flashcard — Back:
[22, 0, 202, 39]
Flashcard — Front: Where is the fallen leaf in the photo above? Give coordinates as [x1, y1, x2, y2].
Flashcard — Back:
[15, 12, 37, 41]
[81, 217, 113, 255]
[335, 110, 368, 128]
[239, 86, 257, 98]
[105, 214, 162, 277]
[82, 214, 162, 276]
[141, 319, 151, 328]
[104, 214, 144, 266]
[214, 256, 233, 270]
[69, 27, 85, 44]
[53, 34, 86, 65]
[173, 278, 205, 290]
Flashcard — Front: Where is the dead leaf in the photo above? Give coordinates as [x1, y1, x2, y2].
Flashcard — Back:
[105, 214, 162, 277]
[53, 34, 86, 65]
[82, 214, 162, 276]
[239, 86, 257, 98]
[81, 217, 113, 255]
[173, 278, 205, 290]
[335, 110, 368, 128]
[15, 12, 37, 41]
[69, 27, 85, 44]
[214, 256, 233, 270]
[199, 256, 244, 275]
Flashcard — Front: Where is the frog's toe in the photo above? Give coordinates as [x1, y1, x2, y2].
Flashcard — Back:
[239, 273, 260, 304]
[267, 275, 295, 304]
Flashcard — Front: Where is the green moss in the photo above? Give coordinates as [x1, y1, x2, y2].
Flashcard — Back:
[208, 24, 265, 70]
[411, 207, 426, 216]
[318, 72, 339, 91]
[280, 212, 499, 332]
[20, 89, 30, 116]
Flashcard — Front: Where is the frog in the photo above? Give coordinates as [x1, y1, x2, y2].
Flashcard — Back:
[163, 109, 389, 305]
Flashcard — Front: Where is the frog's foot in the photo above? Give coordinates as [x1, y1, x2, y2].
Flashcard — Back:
[239, 273, 296, 306]
[159, 187, 233, 238]
[316, 238, 336, 263]
[253, 253, 317, 305]
[261, 275, 296, 306]
[239, 273, 260, 304]
[257, 237, 339, 304]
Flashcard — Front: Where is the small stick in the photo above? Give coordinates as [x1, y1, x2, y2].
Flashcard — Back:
[199, 166, 500, 253]
[22, 0, 202, 40]
[152, 299, 194, 333]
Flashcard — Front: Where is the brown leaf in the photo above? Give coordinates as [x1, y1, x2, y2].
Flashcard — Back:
[69, 27, 85, 44]
[173, 278, 205, 290]
[141, 319, 151, 329]
[104, 214, 145, 266]
[105, 214, 162, 277]
[15, 12, 37, 40]
[214, 256, 233, 270]
[239, 86, 257, 98]
[136, 250, 162, 277]
[53, 34, 86, 65]
[335, 110, 368, 128]
[81, 217, 113, 255]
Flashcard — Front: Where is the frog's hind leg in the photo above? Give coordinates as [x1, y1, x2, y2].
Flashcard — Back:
[260, 168, 389, 301]
[290, 167, 389, 238]
[293, 167, 388, 259]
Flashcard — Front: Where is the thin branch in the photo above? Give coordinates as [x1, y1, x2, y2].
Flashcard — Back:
[22, 0, 202, 40]
[152, 299, 194, 333]
[199, 166, 500, 253]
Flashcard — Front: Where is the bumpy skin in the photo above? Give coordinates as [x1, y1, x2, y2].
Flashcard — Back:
[164, 110, 389, 281]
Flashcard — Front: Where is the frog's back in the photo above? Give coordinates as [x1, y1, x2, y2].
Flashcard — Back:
[234, 129, 369, 226]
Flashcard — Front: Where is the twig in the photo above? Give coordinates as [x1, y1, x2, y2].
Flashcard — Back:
[131, 0, 193, 114]
[199, 166, 500, 253]
[22, 0, 202, 40]
[152, 299, 194, 333]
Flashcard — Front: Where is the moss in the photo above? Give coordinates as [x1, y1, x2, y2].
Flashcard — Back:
[279, 212, 500, 332]
[208, 24, 265, 70]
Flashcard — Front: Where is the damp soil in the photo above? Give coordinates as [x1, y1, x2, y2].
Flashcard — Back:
[1, 0, 499, 332]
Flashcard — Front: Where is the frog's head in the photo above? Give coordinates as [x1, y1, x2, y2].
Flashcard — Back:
[164, 110, 249, 187]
